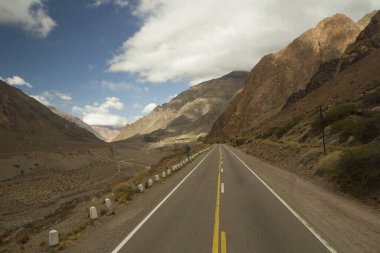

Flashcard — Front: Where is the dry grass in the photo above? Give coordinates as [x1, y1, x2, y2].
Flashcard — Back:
[314, 151, 343, 178]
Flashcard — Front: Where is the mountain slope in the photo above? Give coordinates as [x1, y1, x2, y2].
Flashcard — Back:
[113, 71, 248, 142]
[91, 125, 122, 142]
[255, 10, 380, 135]
[0, 81, 101, 153]
[207, 14, 360, 142]
[49, 106, 104, 141]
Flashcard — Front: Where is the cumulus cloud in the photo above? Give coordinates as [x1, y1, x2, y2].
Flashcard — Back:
[54, 92, 72, 101]
[142, 102, 157, 114]
[29, 90, 72, 106]
[90, 0, 128, 8]
[108, 0, 378, 85]
[73, 97, 128, 126]
[30, 94, 51, 106]
[1, 75, 32, 88]
[0, 0, 56, 38]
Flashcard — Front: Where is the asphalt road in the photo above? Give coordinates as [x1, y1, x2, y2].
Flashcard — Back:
[112, 144, 334, 253]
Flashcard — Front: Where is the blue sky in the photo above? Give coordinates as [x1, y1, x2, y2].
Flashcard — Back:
[0, 0, 378, 126]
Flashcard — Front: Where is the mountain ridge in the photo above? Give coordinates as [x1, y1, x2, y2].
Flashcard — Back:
[113, 71, 248, 142]
[207, 13, 361, 142]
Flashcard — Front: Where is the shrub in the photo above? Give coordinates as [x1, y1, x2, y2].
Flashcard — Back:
[262, 127, 278, 139]
[331, 116, 379, 143]
[113, 182, 138, 203]
[274, 118, 300, 138]
[334, 146, 380, 195]
[262, 118, 300, 139]
[233, 138, 248, 146]
[312, 103, 357, 129]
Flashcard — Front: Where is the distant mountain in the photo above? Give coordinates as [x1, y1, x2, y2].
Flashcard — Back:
[207, 14, 361, 142]
[49, 106, 104, 141]
[113, 71, 248, 142]
[0, 81, 101, 153]
[91, 125, 122, 142]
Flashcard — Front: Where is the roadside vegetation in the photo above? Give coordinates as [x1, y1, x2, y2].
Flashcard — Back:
[334, 145, 380, 196]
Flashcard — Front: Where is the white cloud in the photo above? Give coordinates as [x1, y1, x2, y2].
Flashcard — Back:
[54, 92, 72, 101]
[28, 90, 72, 106]
[0, 0, 56, 38]
[73, 97, 128, 126]
[30, 94, 51, 106]
[108, 0, 378, 85]
[142, 102, 157, 114]
[90, 0, 128, 8]
[1, 75, 32, 88]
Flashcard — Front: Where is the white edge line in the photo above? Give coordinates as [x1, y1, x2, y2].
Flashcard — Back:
[224, 145, 337, 253]
[221, 183, 224, 193]
[111, 145, 216, 253]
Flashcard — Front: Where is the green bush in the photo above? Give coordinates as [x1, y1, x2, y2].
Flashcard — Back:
[334, 146, 380, 195]
[331, 116, 379, 143]
[274, 118, 300, 138]
[262, 118, 300, 139]
[233, 138, 249, 146]
[262, 127, 278, 139]
[312, 103, 357, 129]
[113, 182, 139, 203]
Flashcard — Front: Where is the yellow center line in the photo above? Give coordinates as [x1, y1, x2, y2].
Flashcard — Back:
[212, 146, 222, 253]
[221, 231, 227, 253]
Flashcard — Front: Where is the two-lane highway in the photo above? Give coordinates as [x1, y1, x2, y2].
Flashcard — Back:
[111, 144, 335, 253]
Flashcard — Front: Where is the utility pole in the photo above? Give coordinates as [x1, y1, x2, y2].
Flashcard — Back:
[319, 105, 327, 155]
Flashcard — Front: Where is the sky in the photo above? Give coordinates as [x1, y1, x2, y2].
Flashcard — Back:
[0, 0, 378, 126]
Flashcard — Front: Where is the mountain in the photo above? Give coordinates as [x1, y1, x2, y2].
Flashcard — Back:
[357, 10, 378, 30]
[113, 71, 248, 142]
[218, 11, 380, 200]
[49, 106, 104, 141]
[254, 10, 380, 137]
[0, 81, 101, 153]
[207, 14, 361, 142]
[91, 125, 122, 142]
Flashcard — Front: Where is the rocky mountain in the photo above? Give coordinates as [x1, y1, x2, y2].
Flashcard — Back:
[0, 81, 101, 153]
[357, 10, 378, 30]
[207, 14, 361, 142]
[255, 10, 380, 137]
[113, 71, 248, 142]
[48, 106, 104, 141]
[91, 125, 122, 142]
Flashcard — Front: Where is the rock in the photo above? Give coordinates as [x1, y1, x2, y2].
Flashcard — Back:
[208, 14, 361, 142]
[13, 227, 32, 244]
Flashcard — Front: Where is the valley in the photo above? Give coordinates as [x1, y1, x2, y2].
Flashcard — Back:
[0, 5, 379, 253]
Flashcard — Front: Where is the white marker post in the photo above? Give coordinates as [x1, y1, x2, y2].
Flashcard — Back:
[49, 230, 59, 247]
[162, 171, 166, 178]
[167, 169, 171, 175]
[105, 198, 113, 211]
[138, 184, 144, 192]
[89, 206, 98, 220]
[155, 174, 160, 181]
[148, 178, 153, 187]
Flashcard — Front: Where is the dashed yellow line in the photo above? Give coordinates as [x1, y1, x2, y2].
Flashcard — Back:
[212, 146, 222, 253]
[221, 231, 227, 253]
